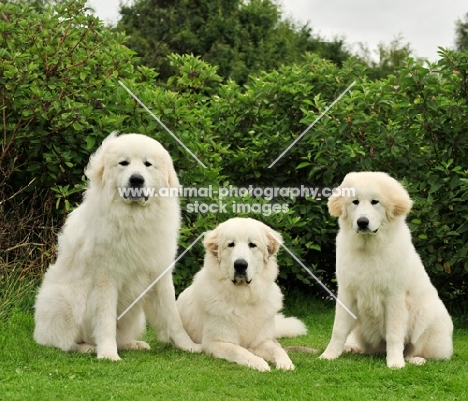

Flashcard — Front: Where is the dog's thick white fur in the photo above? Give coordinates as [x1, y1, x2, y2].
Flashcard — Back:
[177, 217, 307, 372]
[34, 132, 200, 360]
[320, 172, 453, 368]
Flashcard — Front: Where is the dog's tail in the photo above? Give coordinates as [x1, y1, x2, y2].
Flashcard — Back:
[274, 313, 307, 338]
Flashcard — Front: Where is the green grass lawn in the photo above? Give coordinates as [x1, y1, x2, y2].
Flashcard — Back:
[0, 296, 467, 401]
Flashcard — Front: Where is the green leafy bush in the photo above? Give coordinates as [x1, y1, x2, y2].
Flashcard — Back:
[1, 1, 130, 204]
[117, 0, 352, 84]
[206, 51, 468, 307]
[1, 1, 467, 312]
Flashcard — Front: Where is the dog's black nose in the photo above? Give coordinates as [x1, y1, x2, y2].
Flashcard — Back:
[129, 173, 145, 187]
[234, 259, 248, 273]
[357, 217, 369, 229]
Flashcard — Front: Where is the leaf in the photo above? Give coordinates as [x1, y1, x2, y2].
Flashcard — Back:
[443, 262, 451, 274]
[296, 162, 311, 169]
[85, 135, 96, 150]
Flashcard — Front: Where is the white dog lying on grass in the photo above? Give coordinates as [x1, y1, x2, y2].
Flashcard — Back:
[34, 132, 200, 360]
[177, 217, 308, 372]
[320, 171, 453, 368]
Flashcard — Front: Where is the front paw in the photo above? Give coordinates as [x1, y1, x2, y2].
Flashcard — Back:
[97, 351, 121, 361]
[320, 345, 342, 360]
[97, 345, 121, 361]
[387, 356, 405, 369]
[275, 356, 295, 371]
[174, 337, 202, 353]
[248, 356, 271, 372]
[184, 342, 202, 353]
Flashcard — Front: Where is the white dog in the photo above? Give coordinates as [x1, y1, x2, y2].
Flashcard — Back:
[177, 217, 307, 372]
[320, 172, 453, 368]
[34, 132, 200, 360]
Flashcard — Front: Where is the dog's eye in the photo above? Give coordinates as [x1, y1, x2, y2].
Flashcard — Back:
[119, 161, 129, 166]
[144, 161, 152, 167]
[228, 242, 235, 248]
[248, 242, 257, 249]
[371, 200, 379, 205]
[352, 200, 359, 205]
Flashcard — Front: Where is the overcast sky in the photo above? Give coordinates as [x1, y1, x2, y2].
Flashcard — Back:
[86, 0, 467, 61]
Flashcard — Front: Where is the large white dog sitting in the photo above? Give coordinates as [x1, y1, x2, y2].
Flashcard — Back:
[34, 132, 200, 360]
[320, 171, 453, 368]
[177, 217, 307, 372]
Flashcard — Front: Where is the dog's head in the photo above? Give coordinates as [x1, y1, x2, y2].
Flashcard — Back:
[328, 171, 412, 235]
[85, 132, 179, 206]
[203, 217, 283, 286]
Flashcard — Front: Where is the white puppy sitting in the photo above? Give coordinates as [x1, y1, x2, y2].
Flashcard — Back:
[34, 132, 200, 360]
[320, 172, 453, 368]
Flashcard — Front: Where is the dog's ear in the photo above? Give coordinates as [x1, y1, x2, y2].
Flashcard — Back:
[85, 149, 105, 188]
[203, 229, 219, 257]
[386, 182, 413, 219]
[166, 162, 180, 189]
[85, 132, 118, 187]
[328, 192, 345, 218]
[266, 229, 283, 256]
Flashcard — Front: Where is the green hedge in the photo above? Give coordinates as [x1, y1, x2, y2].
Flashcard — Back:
[2, 1, 467, 310]
[205, 52, 468, 307]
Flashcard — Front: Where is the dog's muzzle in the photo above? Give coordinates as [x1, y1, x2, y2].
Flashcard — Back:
[356, 217, 378, 234]
[232, 259, 251, 285]
[123, 173, 149, 201]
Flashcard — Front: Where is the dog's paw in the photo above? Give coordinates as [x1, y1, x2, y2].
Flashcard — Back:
[387, 356, 405, 369]
[179, 342, 202, 353]
[248, 357, 271, 372]
[319, 348, 341, 360]
[274, 351, 295, 370]
[74, 343, 96, 354]
[406, 356, 426, 366]
[174, 337, 202, 353]
[188, 343, 202, 353]
[275, 358, 295, 371]
[97, 351, 121, 361]
[120, 340, 151, 351]
[344, 343, 365, 354]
